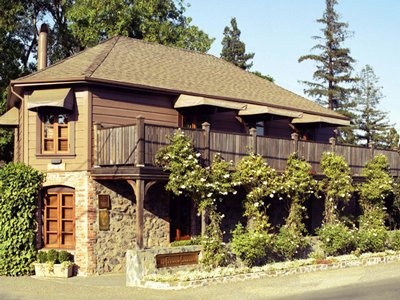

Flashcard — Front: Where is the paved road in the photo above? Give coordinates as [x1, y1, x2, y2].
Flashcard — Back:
[0, 261, 399, 300]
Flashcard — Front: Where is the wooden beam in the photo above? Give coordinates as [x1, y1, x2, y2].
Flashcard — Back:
[127, 179, 145, 249]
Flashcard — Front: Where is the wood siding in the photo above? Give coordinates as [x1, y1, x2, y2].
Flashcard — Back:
[209, 111, 246, 133]
[92, 88, 178, 127]
[25, 90, 90, 172]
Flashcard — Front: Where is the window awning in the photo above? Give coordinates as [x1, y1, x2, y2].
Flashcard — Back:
[174, 94, 246, 110]
[27, 88, 75, 111]
[292, 113, 350, 126]
[0, 107, 19, 127]
[238, 104, 302, 118]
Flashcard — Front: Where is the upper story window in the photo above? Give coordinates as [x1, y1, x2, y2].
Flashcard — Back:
[42, 113, 69, 153]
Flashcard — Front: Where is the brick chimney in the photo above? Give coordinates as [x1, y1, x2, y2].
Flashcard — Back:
[37, 24, 49, 71]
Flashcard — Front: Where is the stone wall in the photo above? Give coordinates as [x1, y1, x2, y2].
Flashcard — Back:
[92, 180, 170, 274]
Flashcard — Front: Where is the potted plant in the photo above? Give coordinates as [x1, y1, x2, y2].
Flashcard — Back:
[34, 250, 74, 278]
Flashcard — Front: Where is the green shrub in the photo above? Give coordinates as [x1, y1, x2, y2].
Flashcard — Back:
[170, 236, 201, 247]
[274, 226, 309, 260]
[58, 250, 73, 263]
[356, 227, 387, 253]
[230, 224, 273, 267]
[46, 249, 59, 263]
[317, 223, 356, 256]
[386, 230, 400, 251]
[37, 251, 47, 263]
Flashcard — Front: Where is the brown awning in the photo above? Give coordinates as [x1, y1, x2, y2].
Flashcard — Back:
[174, 94, 246, 110]
[238, 104, 302, 118]
[0, 107, 19, 127]
[27, 88, 74, 111]
[292, 113, 350, 126]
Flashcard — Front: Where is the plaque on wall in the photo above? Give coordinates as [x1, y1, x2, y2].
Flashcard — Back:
[99, 210, 110, 231]
[98, 194, 110, 209]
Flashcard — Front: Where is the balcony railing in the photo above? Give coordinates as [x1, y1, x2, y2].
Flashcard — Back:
[94, 117, 400, 177]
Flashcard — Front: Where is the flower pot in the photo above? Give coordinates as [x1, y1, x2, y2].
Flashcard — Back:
[34, 263, 74, 278]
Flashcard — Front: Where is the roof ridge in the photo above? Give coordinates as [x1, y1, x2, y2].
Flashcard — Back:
[84, 36, 120, 77]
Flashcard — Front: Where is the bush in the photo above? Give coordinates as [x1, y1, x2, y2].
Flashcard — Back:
[37, 251, 47, 263]
[274, 226, 309, 260]
[170, 236, 201, 247]
[58, 250, 73, 263]
[230, 224, 273, 267]
[46, 249, 59, 263]
[386, 230, 400, 251]
[317, 223, 356, 256]
[356, 227, 387, 253]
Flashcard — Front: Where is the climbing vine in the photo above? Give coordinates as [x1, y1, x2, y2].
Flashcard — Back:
[319, 152, 353, 224]
[232, 153, 279, 232]
[156, 130, 234, 267]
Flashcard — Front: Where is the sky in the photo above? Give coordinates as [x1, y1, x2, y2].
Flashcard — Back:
[187, 0, 400, 127]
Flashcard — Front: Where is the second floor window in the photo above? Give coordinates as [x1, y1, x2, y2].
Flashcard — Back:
[42, 113, 69, 153]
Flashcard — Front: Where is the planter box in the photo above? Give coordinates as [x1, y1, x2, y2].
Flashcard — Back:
[34, 263, 74, 278]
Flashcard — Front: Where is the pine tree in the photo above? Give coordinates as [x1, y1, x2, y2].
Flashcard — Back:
[298, 0, 358, 111]
[221, 18, 254, 70]
[353, 65, 391, 147]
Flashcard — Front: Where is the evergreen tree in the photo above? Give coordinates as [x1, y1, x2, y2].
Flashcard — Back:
[298, 0, 358, 111]
[221, 17, 254, 70]
[353, 65, 391, 147]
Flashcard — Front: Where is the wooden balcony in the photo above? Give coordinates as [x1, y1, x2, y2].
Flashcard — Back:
[91, 117, 400, 179]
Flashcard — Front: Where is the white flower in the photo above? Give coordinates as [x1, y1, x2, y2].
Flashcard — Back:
[196, 153, 201, 157]
[188, 155, 193, 159]
[223, 174, 230, 178]
[207, 192, 213, 197]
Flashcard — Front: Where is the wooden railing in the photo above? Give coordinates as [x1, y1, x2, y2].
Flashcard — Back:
[95, 117, 400, 177]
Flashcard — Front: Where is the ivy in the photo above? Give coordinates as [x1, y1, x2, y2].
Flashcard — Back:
[0, 163, 45, 276]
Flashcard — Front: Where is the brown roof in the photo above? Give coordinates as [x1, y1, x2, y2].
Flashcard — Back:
[12, 36, 347, 120]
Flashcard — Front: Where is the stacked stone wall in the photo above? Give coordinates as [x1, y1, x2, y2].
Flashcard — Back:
[92, 180, 170, 274]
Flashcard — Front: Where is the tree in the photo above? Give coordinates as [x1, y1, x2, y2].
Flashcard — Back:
[67, 0, 213, 53]
[298, 0, 358, 111]
[353, 65, 391, 147]
[221, 17, 254, 70]
[251, 71, 274, 82]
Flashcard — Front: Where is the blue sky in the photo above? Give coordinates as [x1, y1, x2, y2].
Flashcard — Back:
[187, 0, 400, 127]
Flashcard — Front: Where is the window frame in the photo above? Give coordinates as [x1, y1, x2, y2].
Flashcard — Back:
[43, 186, 75, 249]
[36, 108, 75, 157]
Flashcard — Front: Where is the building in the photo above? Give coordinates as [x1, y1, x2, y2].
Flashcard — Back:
[2, 29, 392, 275]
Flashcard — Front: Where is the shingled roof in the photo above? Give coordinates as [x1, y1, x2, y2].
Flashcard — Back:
[11, 36, 347, 120]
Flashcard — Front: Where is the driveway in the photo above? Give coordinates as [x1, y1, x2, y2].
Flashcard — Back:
[1, 261, 399, 300]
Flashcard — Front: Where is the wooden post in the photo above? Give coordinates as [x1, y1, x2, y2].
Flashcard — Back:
[136, 116, 145, 166]
[250, 128, 257, 154]
[93, 123, 101, 166]
[202, 122, 210, 166]
[329, 137, 336, 153]
[291, 132, 299, 154]
[127, 179, 145, 249]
